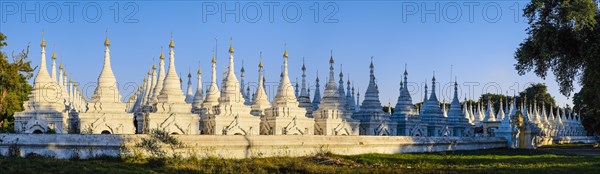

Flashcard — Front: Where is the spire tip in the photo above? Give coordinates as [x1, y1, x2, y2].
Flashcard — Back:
[169, 33, 175, 48]
[228, 37, 234, 53]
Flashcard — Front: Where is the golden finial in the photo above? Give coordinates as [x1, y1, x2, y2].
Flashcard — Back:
[258, 52, 263, 68]
[329, 50, 334, 64]
[169, 32, 175, 48]
[197, 69, 202, 75]
[143, 77, 147, 82]
[152, 64, 156, 70]
[240, 60, 245, 73]
[73, 83, 78, 87]
[52, 52, 57, 59]
[301, 57, 306, 71]
[160, 46, 165, 59]
[283, 43, 288, 58]
[104, 29, 110, 46]
[59, 63, 63, 69]
[147, 70, 151, 75]
[228, 37, 234, 53]
[212, 49, 217, 63]
[69, 78, 73, 83]
[40, 30, 47, 47]
[104, 36, 110, 46]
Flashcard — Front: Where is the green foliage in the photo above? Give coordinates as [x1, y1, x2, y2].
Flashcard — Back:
[518, 83, 556, 106]
[45, 128, 56, 134]
[135, 129, 183, 159]
[479, 93, 512, 111]
[0, 148, 599, 173]
[574, 86, 600, 134]
[0, 118, 14, 133]
[7, 144, 20, 157]
[382, 106, 394, 113]
[515, 0, 600, 134]
[516, 0, 598, 96]
[0, 32, 34, 131]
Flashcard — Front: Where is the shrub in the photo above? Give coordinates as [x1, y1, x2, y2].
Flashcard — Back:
[135, 129, 184, 159]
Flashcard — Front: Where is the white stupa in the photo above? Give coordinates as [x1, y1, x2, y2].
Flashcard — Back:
[352, 58, 397, 136]
[483, 99, 496, 122]
[191, 67, 204, 114]
[184, 72, 194, 103]
[311, 75, 321, 113]
[201, 52, 220, 114]
[250, 53, 271, 116]
[297, 59, 313, 117]
[14, 33, 68, 134]
[420, 75, 449, 136]
[149, 50, 166, 105]
[78, 35, 135, 134]
[203, 39, 260, 135]
[199, 52, 220, 134]
[391, 65, 426, 136]
[262, 48, 313, 135]
[148, 65, 157, 104]
[446, 79, 472, 136]
[313, 52, 359, 135]
[345, 77, 356, 112]
[143, 35, 199, 134]
[496, 97, 517, 148]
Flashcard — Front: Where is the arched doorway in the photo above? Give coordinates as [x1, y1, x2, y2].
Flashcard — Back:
[101, 130, 111, 134]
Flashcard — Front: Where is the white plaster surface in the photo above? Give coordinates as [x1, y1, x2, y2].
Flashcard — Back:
[0, 134, 511, 159]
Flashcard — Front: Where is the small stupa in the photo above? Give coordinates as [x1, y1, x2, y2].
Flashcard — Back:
[78, 34, 136, 134]
[143, 35, 199, 134]
[312, 51, 359, 135]
[203, 39, 260, 135]
[352, 58, 397, 136]
[250, 53, 271, 116]
[262, 48, 313, 135]
[297, 58, 313, 117]
[14, 33, 68, 134]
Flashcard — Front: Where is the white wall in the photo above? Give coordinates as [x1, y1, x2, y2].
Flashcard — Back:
[0, 134, 507, 159]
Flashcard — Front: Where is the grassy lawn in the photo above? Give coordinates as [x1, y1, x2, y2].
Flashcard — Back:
[0, 148, 598, 174]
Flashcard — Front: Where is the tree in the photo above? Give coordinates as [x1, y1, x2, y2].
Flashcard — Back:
[0, 32, 35, 132]
[382, 106, 394, 114]
[514, 0, 600, 134]
[479, 93, 512, 112]
[518, 83, 556, 106]
[573, 85, 600, 134]
[515, 0, 598, 96]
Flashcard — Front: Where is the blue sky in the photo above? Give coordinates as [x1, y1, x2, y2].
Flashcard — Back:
[0, 1, 579, 106]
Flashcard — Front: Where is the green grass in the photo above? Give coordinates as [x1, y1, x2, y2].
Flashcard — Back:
[0, 148, 598, 174]
[540, 143, 599, 148]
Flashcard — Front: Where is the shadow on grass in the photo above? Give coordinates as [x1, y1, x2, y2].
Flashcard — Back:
[337, 148, 600, 174]
[1, 148, 599, 174]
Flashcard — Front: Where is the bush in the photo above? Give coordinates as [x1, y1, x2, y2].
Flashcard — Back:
[135, 129, 183, 159]
[7, 143, 20, 157]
